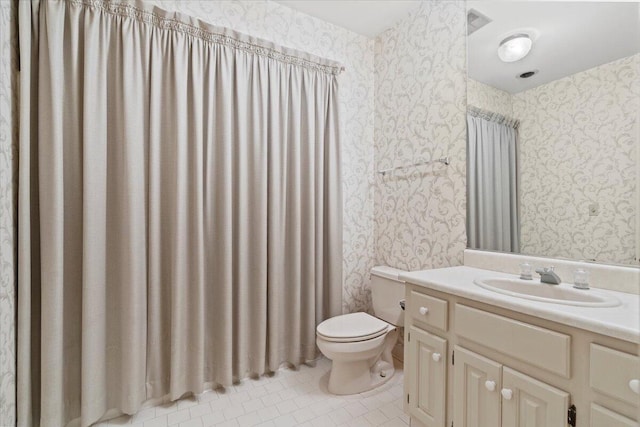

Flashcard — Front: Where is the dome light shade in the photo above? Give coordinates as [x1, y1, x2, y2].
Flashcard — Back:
[498, 34, 532, 63]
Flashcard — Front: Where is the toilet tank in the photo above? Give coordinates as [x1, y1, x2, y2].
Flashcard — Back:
[371, 266, 406, 327]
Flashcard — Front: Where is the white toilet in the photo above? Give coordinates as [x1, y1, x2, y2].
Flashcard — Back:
[316, 266, 405, 395]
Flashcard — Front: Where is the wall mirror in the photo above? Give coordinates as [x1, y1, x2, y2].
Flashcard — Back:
[465, 1, 640, 266]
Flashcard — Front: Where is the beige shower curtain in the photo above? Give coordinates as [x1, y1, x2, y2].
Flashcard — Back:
[467, 107, 520, 253]
[17, 1, 343, 426]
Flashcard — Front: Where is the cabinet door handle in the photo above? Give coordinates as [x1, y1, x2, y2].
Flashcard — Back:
[419, 306, 429, 315]
[485, 380, 496, 392]
[501, 388, 513, 400]
[629, 379, 640, 394]
[432, 353, 441, 362]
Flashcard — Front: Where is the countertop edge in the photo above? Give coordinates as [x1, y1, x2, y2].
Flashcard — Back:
[400, 267, 640, 344]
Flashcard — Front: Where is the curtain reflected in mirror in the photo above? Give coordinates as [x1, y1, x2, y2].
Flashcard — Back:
[467, 107, 520, 253]
[466, 1, 639, 266]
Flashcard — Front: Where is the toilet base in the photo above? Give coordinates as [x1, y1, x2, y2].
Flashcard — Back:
[317, 321, 400, 396]
[327, 359, 395, 395]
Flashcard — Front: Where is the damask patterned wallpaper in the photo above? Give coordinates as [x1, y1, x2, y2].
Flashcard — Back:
[467, 78, 513, 117]
[468, 55, 638, 265]
[0, 1, 17, 424]
[374, 0, 468, 271]
[514, 54, 639, 265]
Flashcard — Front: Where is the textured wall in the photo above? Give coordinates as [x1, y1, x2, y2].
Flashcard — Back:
[467, 55, 638, 265]
[0, 2, 470, 419]
[514, 54, 639, 264]
[0, 0, 17, 424]
[467, 78, 513, 117]
[374, 1, 467, 271]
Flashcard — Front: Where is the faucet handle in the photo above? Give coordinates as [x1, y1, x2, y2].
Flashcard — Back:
[535, 265, 562, 285]
[573, 269, 589, 290]
[519, 263, 533, 280]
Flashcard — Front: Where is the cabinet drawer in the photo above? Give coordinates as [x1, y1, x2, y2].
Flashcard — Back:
[455, 304, 571, 378]
[590, 344, 640, 407]
[409, 291, 448, 331]
[590, 404, 637, 427]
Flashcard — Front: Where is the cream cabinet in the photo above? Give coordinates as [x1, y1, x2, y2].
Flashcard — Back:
[403, 283, 640, 427]
[589, 344, 640, 407]
[453, 346, 501, 427]
[590, 404, 637, 427]
[501, 366, 569, 426]
[406, 326, 447, 427]
[453, 346, 568, 427]
[588, 344, 640, 426]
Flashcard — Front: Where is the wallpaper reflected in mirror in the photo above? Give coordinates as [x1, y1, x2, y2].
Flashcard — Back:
[466, 1, 640, 266]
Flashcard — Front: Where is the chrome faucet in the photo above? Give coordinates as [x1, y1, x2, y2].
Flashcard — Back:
[535, 266, 562, 285]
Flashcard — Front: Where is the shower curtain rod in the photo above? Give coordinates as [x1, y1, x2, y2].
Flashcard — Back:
[377, 156, 450, 176]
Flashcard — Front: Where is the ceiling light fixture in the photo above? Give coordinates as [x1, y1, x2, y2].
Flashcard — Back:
[498, 34, 532, 63]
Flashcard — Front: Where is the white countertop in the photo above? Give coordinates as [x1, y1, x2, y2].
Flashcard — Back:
[399, 266, 640, 343]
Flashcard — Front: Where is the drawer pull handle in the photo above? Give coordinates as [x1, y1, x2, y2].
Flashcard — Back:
[501, 388, 513, 400]
[432, 353, 441, 362]
[485, 380, 496, 392]
[419, 306, 429, 315]
[629, 379, 640, 394]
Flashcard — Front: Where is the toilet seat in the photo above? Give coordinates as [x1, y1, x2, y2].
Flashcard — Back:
[316, 312, 390, 343]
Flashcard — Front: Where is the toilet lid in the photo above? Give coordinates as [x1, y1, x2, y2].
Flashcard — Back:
[316, 312, 389, 341]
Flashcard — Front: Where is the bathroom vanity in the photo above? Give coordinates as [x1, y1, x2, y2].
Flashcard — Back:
[400, 266, 640, 427]
[455, 1, 640, 424]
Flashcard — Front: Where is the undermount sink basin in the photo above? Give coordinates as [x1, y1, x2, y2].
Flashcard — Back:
[474, 277, 621, 307]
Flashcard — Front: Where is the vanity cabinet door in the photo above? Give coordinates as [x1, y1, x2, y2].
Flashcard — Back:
[501, 367, 569, 427]
[407, 326, 447, 427]
[590, 403, 637, 427]
[453, 346, 502, 427]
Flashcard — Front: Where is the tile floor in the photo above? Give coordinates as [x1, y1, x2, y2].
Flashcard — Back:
[97, 358, 409, 427]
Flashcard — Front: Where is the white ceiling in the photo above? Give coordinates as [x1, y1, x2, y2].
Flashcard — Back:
[273, 1, 640, 94]
[274, 0, 421, 38]
[468, 2, 640, 94]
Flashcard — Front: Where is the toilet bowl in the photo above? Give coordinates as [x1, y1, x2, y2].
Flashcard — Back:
[316, 266, 405, 395]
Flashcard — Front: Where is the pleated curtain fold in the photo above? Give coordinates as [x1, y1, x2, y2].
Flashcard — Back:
[17, 1, 343, 426]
